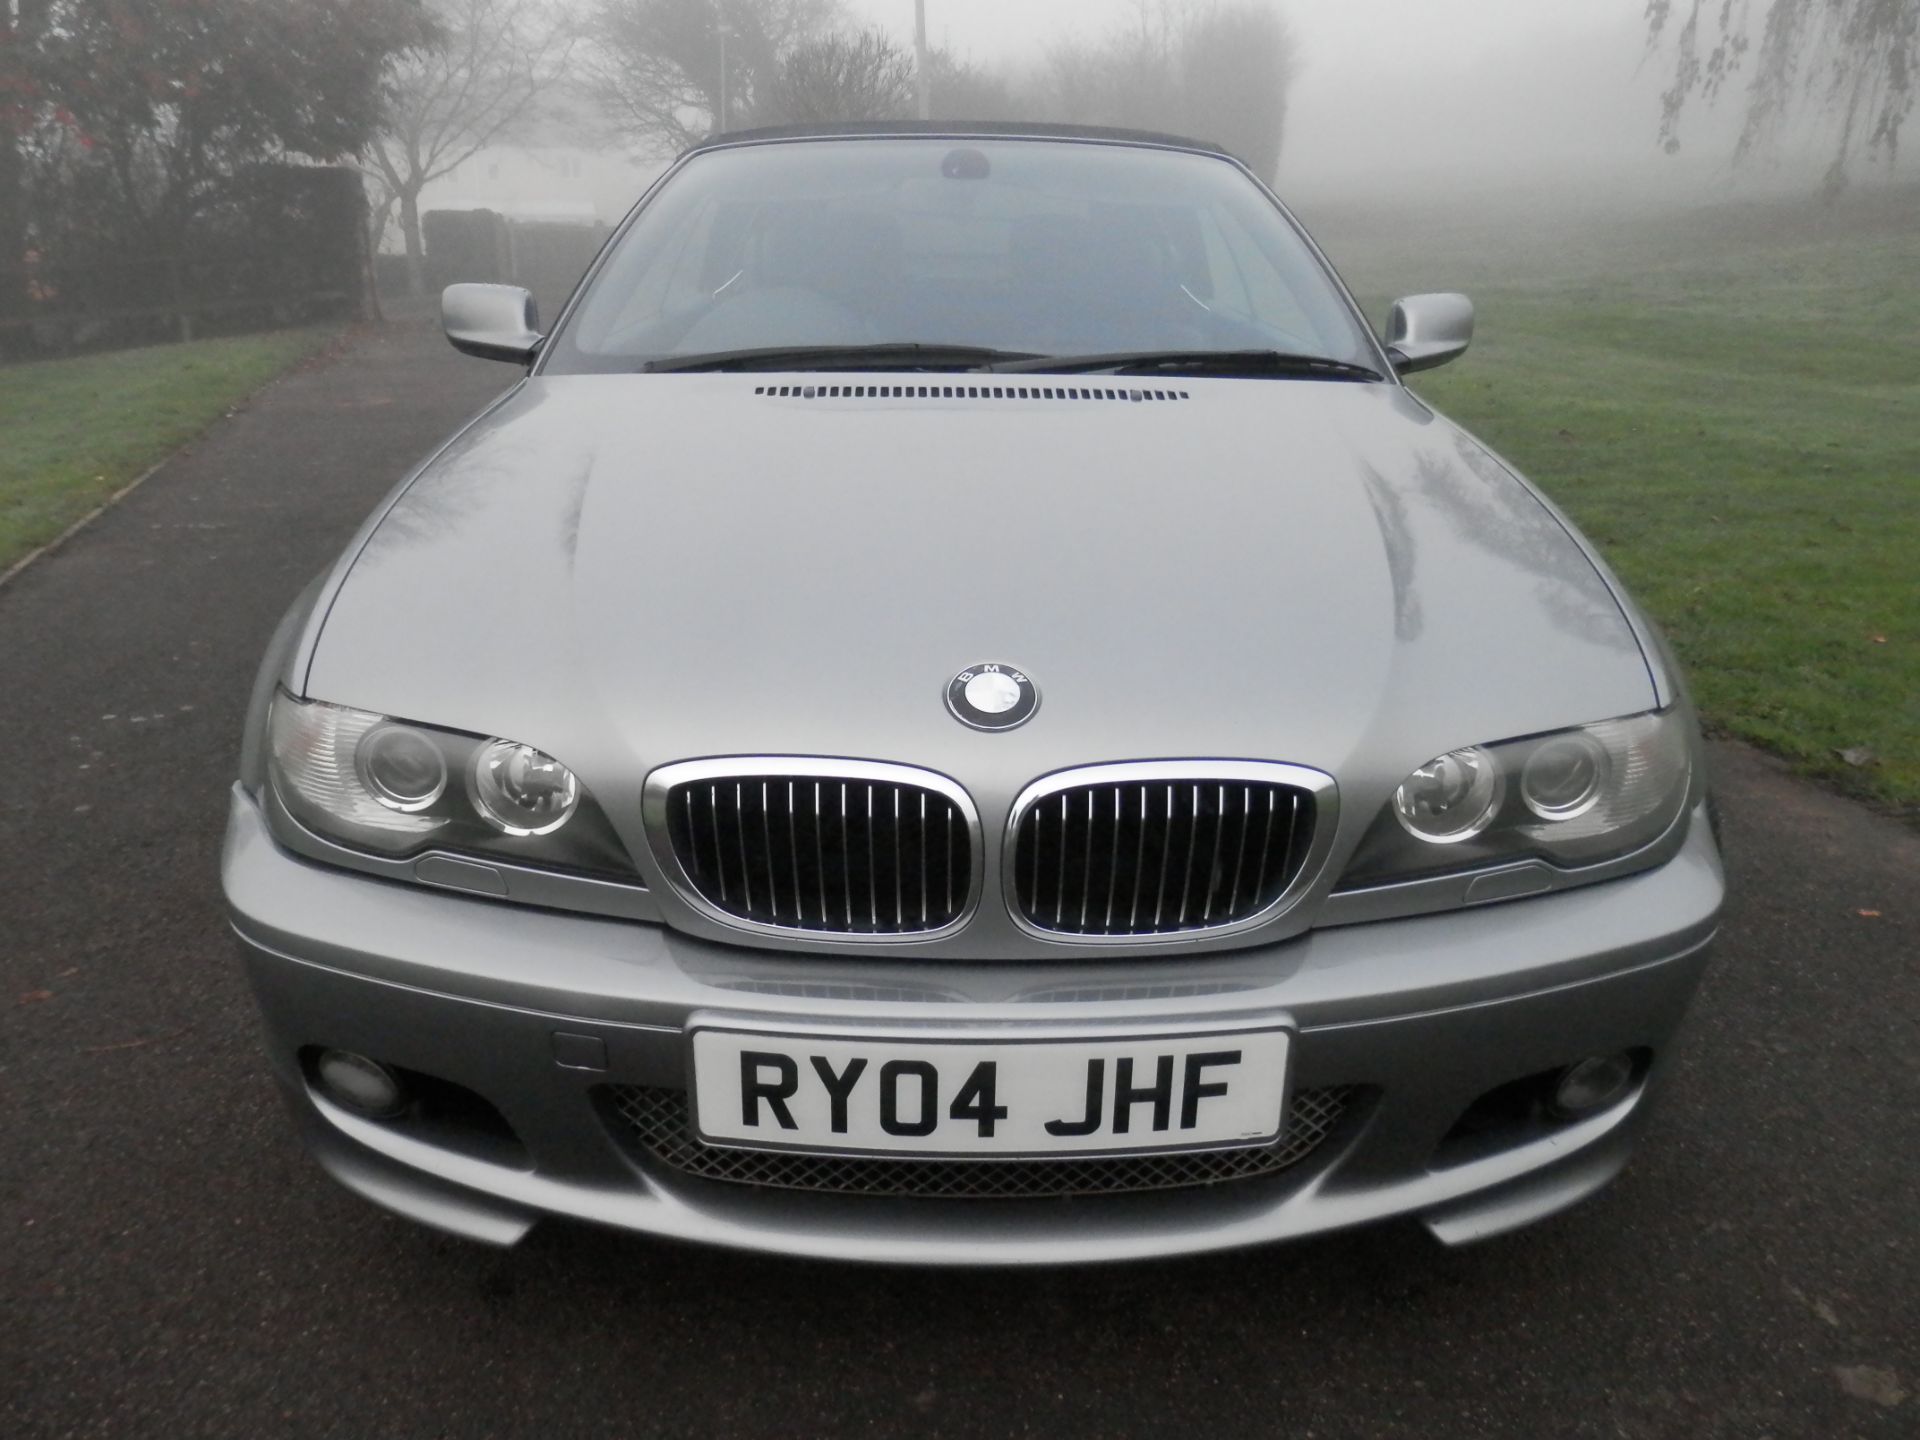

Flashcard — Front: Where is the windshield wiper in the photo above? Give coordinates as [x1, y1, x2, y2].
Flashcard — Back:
[984, 349, 1383, 381]
[642, 343, 1040, 374]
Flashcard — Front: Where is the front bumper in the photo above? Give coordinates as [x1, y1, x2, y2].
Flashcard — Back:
[223, 786, 1723, 1263]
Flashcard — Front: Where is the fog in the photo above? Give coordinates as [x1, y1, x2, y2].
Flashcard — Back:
[375, 0, 1896, 257]
[9, 0, 1904, 348]
[845, 0, 1848, 206]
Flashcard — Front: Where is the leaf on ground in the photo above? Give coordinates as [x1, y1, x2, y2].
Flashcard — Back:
[1835, 746, 1878, 767]
[1856, 909, 1881, 918]
[18, 989, 54, 1005]
[1834, 1365, 1908, 1408]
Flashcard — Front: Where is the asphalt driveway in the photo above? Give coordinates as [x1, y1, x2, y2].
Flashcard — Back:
[2, 324, 1914, 1439]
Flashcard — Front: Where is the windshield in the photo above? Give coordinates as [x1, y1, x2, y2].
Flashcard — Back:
[542, 138, 1379, 375]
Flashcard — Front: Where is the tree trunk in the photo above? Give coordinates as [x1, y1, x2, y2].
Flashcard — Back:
[400, 188, 426, 297]
[0, 0, 50, 359]
[0, 129, 29, 359]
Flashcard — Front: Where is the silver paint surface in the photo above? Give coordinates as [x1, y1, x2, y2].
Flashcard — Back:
[225, 127, 1723, 1259]
[300, 375, 1652, 955]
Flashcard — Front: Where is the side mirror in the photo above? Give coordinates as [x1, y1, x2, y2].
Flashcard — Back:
[442, 283, 542, 364]
[1384, 293, 1473, 374]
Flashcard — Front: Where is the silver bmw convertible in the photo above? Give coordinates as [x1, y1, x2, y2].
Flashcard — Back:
[223, 123, 1724, 1263]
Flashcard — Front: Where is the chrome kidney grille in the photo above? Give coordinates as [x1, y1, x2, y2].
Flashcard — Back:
[1008, 764, 1324, 939]
[654, 762, 977, 936]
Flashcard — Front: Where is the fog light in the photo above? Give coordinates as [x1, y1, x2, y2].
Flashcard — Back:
[315, 1049, 406, 1117]
[1550, 1052, 1636, 1118]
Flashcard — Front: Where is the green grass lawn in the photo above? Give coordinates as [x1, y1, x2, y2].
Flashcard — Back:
[1309, 186, 1920, 818]
[0, 326, 340, 575]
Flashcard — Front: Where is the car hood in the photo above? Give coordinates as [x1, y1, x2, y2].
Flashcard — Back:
[308, 374, 1653, 825]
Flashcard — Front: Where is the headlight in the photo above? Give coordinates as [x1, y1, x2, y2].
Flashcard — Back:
[1518, 731, 1610, 820]
[1337, 710, 1692, 890]
[268, 690, 635, 878]
[1392, 746, 1503, 843]
[471, 739, 581, 835]
[357, 724, 450, 813]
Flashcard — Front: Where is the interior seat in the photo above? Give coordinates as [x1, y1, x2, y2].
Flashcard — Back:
[759, 208, 908, 335]
[1008, 212, 1190, 353]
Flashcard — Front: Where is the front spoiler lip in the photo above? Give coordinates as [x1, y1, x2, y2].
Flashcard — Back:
[240, 925, 1710, 1264]
[293, 1062, 1649, 1264]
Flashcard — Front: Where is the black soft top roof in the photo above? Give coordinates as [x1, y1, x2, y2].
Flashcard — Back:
[682, 120, 1230, 159]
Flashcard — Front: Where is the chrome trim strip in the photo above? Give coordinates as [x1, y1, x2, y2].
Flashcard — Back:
[1002, 760, 1339, 947]
[642, 757, 985, 944]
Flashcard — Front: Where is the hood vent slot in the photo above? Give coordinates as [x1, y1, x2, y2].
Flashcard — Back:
[754, 382, 1189, 404]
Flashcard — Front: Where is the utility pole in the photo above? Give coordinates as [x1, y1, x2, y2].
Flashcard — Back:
[914, 0, 930, 120]
[717, 4, 729, 133]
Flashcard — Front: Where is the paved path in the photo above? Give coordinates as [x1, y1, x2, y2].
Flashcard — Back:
[3, 325, 1915, 1439]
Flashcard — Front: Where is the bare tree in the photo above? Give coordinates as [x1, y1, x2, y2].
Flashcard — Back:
[1649, 0, 1916, 195]
[582, 0, 839, 154]
[0, 0, 54, 350]
[1036, 6, 1167, 134]
[364, 0, 576, 296]
[763, 28, 914, 124]
[922, 48, 1023, 122]
[1044, 3, 1181, 134]
[1177, 3, 1296, 181]
[1042, 1, 1298, 179]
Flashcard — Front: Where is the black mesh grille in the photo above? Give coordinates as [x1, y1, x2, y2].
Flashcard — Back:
[666, 775, 971, 934]
[603, 1084, 1357, 1200]
[1012, 778, 1315, 936]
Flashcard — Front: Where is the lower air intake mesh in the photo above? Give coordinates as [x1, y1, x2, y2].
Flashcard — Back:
[602, 1084, 1357, 1200]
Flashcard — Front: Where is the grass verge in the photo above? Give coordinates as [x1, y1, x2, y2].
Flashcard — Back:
[0, 326, 342, 577]
[1311, 186, 1919, 817]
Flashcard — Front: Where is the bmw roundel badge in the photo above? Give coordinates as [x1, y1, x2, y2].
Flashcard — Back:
[946, 663, 1038, 731]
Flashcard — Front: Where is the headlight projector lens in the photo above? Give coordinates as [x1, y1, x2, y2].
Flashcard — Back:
[355, 724, 449, 812]
[1521, 732, 1611, 821]
[470, 740, 580, 836]
[1393, 746, 1503, 843]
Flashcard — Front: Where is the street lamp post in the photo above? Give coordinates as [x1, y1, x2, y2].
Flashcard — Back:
[717, 10, 729, 132]
[914, 0, 930, 120]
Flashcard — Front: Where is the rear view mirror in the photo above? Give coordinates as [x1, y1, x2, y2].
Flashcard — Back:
[1384, 293, 1474, 374]
[442, 283, 542, 364]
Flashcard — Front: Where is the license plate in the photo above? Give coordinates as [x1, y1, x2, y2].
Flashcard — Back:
[689, 1022, 1291, 1158]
